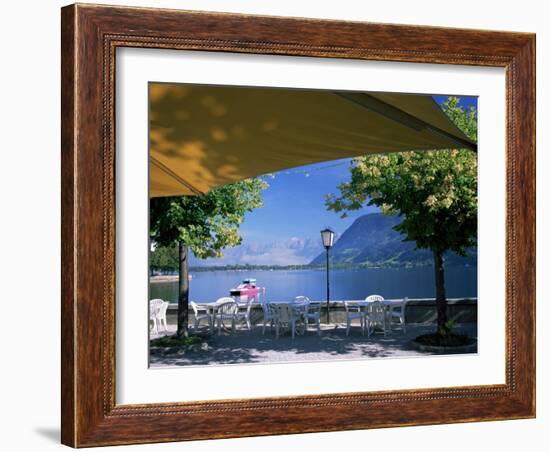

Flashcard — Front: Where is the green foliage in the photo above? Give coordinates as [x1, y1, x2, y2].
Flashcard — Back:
[440, 319, 457, 337]
[150, 177, 268, 258]
[326, 97, 478, 256]
[150, 243, 179, 272]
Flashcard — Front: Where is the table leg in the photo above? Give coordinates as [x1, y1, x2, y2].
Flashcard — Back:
[209, 308, 216, 335]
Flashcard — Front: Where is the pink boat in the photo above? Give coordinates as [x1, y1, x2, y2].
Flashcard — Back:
[230, 279, 265, 300]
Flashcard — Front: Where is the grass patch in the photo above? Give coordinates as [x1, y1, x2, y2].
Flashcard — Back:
[414, 332, 475, 347]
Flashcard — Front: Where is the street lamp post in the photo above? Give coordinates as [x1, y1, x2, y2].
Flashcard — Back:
[320, 227, 335, 325]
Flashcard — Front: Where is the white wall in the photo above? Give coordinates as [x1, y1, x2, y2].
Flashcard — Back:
[0, 1, 546, 451]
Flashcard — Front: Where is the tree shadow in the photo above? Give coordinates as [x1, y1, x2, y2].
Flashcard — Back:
[149, 323, 477, 367]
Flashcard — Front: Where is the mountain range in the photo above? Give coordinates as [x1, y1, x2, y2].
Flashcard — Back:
[190, 236, 324, 267]
[189, 212, 475, 268]
[309, 213, 475, 267]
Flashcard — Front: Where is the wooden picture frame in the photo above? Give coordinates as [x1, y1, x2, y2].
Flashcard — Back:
[61, 3, 535, 447]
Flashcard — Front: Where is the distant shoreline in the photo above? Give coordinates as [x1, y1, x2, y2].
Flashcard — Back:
[150, 262, 477, 283]
[150, 275, 179, 283]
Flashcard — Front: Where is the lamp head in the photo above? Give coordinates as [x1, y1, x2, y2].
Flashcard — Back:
[320, 227, 335, 249]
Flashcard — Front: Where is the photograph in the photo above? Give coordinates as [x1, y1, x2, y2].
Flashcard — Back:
[147, 82, 479, 367]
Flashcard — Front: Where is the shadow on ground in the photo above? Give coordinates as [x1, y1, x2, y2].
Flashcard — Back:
[150, 323, 478, 367]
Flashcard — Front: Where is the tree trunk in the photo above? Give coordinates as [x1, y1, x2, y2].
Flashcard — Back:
[433, 250, 448, 335]
[177, 242, 190, 338]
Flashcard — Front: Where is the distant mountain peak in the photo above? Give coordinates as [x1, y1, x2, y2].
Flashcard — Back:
[190, 235, 324, 267]
[310, 212, 475, 267]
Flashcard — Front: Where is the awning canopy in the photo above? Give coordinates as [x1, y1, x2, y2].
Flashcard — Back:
[149, 83, 476, 198]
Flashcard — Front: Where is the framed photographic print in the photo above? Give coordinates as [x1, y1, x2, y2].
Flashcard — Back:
[61, 3, 535, 447]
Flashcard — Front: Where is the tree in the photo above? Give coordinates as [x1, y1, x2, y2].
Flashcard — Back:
[150, 178, 268, 337]
[326, 97, 477, 335]
[149, 243, 179, 274]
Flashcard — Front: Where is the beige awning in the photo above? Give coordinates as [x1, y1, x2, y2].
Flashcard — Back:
[149, 83, 476, 197]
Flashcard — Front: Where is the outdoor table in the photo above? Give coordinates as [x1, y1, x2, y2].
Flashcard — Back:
[197, 299, 310, 337]
[336, 299, 404, 333]
[371, 300, 404, 333]
[268, 300, 312, 337]
[268, 300, 319, 315]
[195, 301, 231, 333]
[195, 299, 254, 333]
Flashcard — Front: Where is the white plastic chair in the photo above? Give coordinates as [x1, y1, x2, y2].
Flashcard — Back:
[293, 295, 310, 306]
[367, 300, 388, 336]
[157, 301, 170, 332]
[214, 298, 238, 335]
[261, 301, 277, 335]
[149, 299, 164, 334]
[235, 297, 254, 330]
[365, 294, 385, 302]
[296, 296, 321, 336]
[272, 304, 301, 339]
[388, 297, 409, 334]
[190, 301, 212, 332]
[291, 296, 308, 319]
[343, 300, 367, 336]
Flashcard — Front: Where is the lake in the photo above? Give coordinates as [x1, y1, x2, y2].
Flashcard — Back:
[149, 266, 477, 302]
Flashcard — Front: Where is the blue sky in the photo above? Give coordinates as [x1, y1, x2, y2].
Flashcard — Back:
[196, 95, 477, 265]
[240, 158, 371, 241]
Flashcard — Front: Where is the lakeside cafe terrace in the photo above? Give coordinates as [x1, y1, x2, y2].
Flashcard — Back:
[151, 295, 478, 339]
[149, 84, 477, 339]
[151, 296, 409, 339]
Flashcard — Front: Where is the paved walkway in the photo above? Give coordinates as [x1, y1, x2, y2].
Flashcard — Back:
[149, 322, 478, 367]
